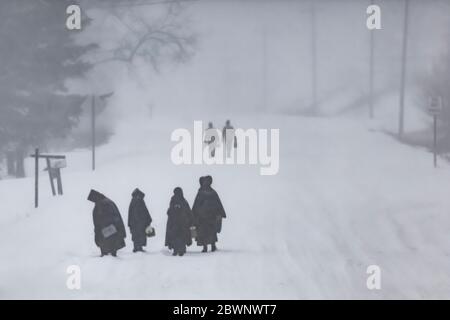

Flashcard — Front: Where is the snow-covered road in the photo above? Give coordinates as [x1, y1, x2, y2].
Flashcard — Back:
[1, 114, 450, 299]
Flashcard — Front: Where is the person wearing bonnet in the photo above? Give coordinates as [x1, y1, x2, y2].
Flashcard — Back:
[88, 189, 126, 257]
[192, 176, 226, 253]
[165, 187, 193, 256]
[128, 188, 153, 253]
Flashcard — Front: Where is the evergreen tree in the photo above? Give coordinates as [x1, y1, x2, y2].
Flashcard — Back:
[0, 0, 96, 177]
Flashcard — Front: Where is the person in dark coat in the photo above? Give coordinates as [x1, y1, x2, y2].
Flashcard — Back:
[222, 119, 237, 157]
[128, 188, 152, 253]
[192, 176, 226, 252]
[204, 122, 216, 158]
[88, 189, 126, 257]
[165, 187, 193, 256]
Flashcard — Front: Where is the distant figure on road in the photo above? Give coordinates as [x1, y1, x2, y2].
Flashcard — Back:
[128, 188, 152, 253]
[165, 187, 193, 256]
[222, 119, 237, 157]
[88, 189, 126, 257]
[192, 176, 226, 252]
[204, 121, 216, 157]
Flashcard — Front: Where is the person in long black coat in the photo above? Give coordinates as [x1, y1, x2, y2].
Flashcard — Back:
[128, 188, 152, 253]
[88, 189, 126, 257]
[165, 187, 193, 256]
[222, 119, 237, 157]
[192, 176, 226, 252]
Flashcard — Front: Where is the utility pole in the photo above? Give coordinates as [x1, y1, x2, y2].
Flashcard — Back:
[34, 148, 39, 208]
[91, 95, 96, 171]
[90, 91, 113, 171]
[433, 113, 438, 167]
[428, 96, 442, 168]
[398, 0, 410, 139]
[369, 0, 375, 119]
[310, 0, 318, 112]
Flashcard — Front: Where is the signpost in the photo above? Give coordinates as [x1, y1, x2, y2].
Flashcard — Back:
[34, 149, 39, 208]
[46, 158, 67, 196]
[30, 151, 67, 208]
[428, 96, 442, 168]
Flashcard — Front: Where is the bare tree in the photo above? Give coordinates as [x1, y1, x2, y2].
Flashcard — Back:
[88, 0, 197, 71]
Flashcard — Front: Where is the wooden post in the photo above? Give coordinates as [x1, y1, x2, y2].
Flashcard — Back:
[56, 169, 63, 195]
[433, 114, 438, 168]
[398, 0, 410, 139]
[91, 95, 96, 171]
[428, 96, 441, 168]
[31, 153, 66, 206]
[46, 158, 56, 196]
[34, 148, 39, 208]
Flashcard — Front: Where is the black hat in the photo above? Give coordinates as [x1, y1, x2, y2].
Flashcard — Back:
[132, 188, 145, 198]
[204, 175, 212, 186]
[173, 187, 183, 197]
[87, 189, 105, 203]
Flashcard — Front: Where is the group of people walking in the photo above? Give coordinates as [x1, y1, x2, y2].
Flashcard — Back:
[204, 119, 237, 157]
[87, 175, 226, 257]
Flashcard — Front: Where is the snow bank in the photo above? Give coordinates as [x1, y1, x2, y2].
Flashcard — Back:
[1, 114, 450, 299]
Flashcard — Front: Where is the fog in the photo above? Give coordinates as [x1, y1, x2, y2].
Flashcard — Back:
[3, 0, 450, 299]
[67, 0, 450, 124]
[1, 0, 450, 174]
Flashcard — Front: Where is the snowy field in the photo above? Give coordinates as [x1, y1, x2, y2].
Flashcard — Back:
[1, 114, 450, 299]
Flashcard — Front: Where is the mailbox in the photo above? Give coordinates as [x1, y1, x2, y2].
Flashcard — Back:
[49, 159, 67, 169]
